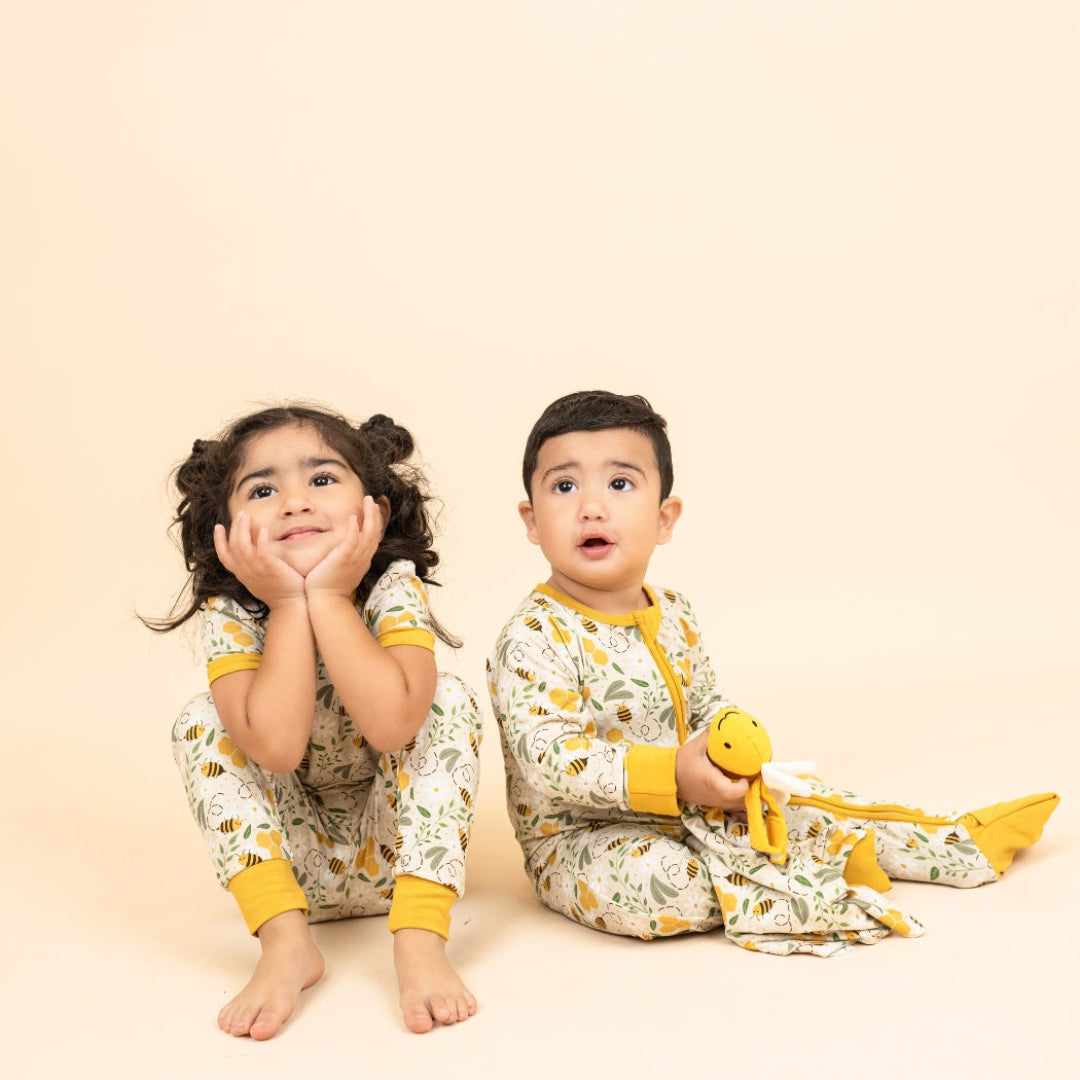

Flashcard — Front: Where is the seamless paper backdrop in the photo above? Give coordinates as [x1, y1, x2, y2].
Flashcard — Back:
[2, 3, 1077, 1077]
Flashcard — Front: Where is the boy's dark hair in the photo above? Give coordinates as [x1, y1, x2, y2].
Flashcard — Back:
[146, 403, 458, 645]
[522, 390, 674, 501]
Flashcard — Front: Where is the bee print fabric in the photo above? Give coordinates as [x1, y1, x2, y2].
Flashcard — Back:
[488, 584, 996, 956]
[172, 559, 482, 918]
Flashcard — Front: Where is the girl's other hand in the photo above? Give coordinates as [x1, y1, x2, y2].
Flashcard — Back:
[214, 512, 307, 609]
[304, 496, 382, 599]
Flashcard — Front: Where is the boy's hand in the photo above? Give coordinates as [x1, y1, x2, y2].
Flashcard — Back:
[676, 730, 750, 811]
[214, 512, 307, 610]
[304, 499, 381, 599]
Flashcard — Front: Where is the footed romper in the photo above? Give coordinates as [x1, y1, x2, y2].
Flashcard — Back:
[489, 582, 1056, 956]
[173, 559, 482, 937]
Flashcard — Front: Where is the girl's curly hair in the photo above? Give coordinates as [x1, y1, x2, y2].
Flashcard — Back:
[145, 404, 459, 646]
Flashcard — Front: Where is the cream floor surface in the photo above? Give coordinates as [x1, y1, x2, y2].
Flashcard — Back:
[6, 665, 1076, 1079]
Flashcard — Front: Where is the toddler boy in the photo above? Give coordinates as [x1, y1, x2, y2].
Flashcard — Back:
[487, 390, 1057, 956]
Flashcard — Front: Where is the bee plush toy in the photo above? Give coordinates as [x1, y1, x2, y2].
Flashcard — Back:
[706, 707, 817, 865]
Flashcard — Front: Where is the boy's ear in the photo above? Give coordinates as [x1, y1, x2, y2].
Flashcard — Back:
[656, 496, 683, 545]
[518, 500, 541, 545]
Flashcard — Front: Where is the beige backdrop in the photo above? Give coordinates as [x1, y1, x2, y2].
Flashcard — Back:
[3, 3, 1077, 1077]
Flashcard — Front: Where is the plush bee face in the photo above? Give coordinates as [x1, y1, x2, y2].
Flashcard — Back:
[706, 708, 772, 778]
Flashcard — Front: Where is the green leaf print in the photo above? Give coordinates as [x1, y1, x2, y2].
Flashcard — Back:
[649, 876, 678, 904]
[631, 679, 649, 688]
[930, 866, 940, 881]
[428, 846, 448, 869]
[795, 875, 813, 887]
[243, 825, 252, 840]
[431, 703, 444, 716]
[791, 896, 810, 924]
[419, 806, 431, 818]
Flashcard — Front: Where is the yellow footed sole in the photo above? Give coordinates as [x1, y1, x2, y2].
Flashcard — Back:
[959, 792, 1060, 876]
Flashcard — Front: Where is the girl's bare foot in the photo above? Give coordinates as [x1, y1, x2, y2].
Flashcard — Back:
[393, 928, 477, 1033]
[218, 909, 325, 1040]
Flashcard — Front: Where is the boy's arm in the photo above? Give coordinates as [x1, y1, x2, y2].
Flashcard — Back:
[209, 598, 318, 773]
[674, 593, 732, 736]
[493, 612, 672, 815]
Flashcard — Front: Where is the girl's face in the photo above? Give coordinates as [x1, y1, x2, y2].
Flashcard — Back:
[227, 423, 374, 577]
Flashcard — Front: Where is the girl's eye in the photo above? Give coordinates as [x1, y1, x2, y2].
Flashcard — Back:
[555, 480, 576, 494]
[311, 474, 337, 487]
[249, 484, 275, 500]
[610, 477, 632, 491]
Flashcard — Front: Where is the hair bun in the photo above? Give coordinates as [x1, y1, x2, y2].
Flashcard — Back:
[360, 414, 414, 465]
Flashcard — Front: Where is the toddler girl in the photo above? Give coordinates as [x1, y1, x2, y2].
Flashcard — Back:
[152, 404, 481, 1038]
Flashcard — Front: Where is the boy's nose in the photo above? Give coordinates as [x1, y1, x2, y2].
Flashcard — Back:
[578, 492, 608, 519]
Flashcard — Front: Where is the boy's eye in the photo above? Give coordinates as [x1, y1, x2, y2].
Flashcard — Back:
[555, 480, 576, 494]
[249, 484, 275, 500]
[311, 474, 337, 487]
[610, 477, 633, 491]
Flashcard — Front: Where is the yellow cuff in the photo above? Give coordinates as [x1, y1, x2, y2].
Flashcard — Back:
[227, 859, 308, 935]
[376, 628, 436, 651]
[387, 874, 457, 940]
[625, 744, 681, 816]
[207, 652, 261, 685]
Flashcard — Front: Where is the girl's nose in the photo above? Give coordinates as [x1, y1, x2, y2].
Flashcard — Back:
[281, 487, 313, 514]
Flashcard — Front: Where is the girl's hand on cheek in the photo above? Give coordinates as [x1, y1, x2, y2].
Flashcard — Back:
[214, 513, 307, 610]
[304, 498, 381, 600]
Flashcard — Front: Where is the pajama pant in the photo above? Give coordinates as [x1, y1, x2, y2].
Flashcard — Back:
[525, 776, 996, 956]
[171, 674, 482, 930]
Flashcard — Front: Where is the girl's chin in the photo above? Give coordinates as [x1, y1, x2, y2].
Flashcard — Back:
[280, 551, 331, 577]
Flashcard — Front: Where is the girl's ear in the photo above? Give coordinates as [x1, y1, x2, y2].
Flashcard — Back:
[518, 500, 541, 545]
[656, 496, 683, 545]
[376, 495, 391, 537]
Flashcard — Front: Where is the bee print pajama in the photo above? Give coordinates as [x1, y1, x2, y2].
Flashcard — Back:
[172, 560, 482, 935]
[489, 583, 998, 956]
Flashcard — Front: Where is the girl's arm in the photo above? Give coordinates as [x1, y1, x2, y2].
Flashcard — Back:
[210, 514, 318, 772]
[304, 503, 437, 752]
[210, 599, 318, 773]
[306, 598, 437, 752]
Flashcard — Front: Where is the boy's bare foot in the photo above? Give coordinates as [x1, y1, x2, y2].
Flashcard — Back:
[393, 928, 477, 1033]
[218, 909, 325, 1040]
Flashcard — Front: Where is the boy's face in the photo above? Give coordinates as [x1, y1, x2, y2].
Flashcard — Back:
[519, 428, 682, 614]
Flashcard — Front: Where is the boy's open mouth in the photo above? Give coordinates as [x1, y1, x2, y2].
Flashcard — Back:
[580, 536, 613, 557]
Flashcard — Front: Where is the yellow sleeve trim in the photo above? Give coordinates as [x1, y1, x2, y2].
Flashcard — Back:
[387, 873, 457, 939]
[625, 744, 681, 817]
[227, 858, 308, 935]
[207, 652, 262, 685]
[376, 627, 436, 652]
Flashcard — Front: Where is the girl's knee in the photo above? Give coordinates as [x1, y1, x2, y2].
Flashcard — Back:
[172, 692, 222, 746]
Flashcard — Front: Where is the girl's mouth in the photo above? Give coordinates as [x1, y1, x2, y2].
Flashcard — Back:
[281, 527, 324, 541]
